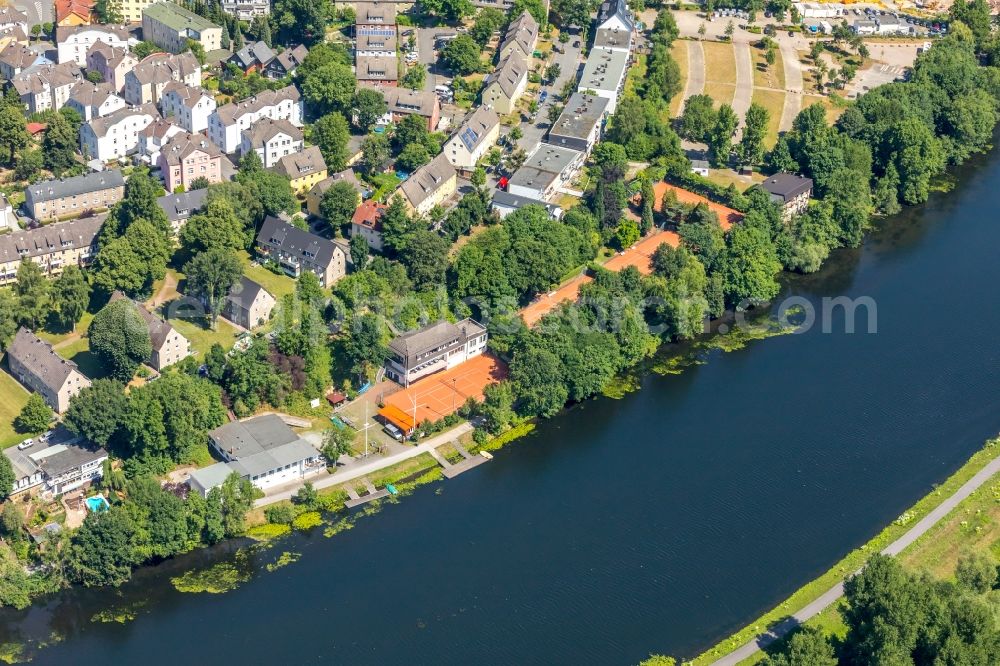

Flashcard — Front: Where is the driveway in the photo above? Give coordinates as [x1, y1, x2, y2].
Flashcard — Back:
[417, 27, 457, 94]
[513, 37, 584, 154]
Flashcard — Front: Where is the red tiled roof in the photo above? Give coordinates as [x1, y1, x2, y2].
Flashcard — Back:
[26, 122, 47, 135]
[55, 0, 94, 23]
[351, 200, 385, 231]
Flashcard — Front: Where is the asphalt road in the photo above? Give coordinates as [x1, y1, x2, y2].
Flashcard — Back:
[709, 450, 1000, 665]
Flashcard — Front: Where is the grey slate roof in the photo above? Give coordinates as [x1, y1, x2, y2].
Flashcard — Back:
[257, 215, 340, 268]
[399, 153, 456, 208]
[598, 0, 634, 31]
[26, 170, 124, 204]
[6, 328, 86, 392]
[213, 85, 300, 124]
[384, 87, 437, 118]
[388, 318, 486, 367]
[157, 188, 208, 223]
[309, 169, 364, 199]
[483, 52, 527, 99]
[226, 276, 269, 310]
[499, 10, 538, 57]
[13, 62, 80, 96]
[356, 54, 398, 81]
[209, 414, 317, 478]
[160, 131, 223, 165]
[356, 32, 397, 52]
[355, 1, 396, 25]
[760, 173, 813, 200]
[3, 427, 106, 482]
[230, 40, 275, 69]
[271, 145, 326, 180]
[108, 291, 180, 349]
[452, 105, 499, 153]
[270, 44, 307, 75]
[187, 461, 234, 491]
[242, 117, 302, 147]
[491, 190, 561, 216]
[0, 214, 104, 264]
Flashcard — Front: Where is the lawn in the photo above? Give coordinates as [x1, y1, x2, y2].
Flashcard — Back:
[804, 94, 847, 122]
[750, 88, 786, 148]
[367, 171, 402, 202]
[752, 47, 785, 90]
[703, 82, 736, 108]
[239, 251, 296, 300]
[701, 40, 737, 86]
[624, 53, 648, 98]
[0, 363, 30, 448]
[54, 336, 111, 381]
[169, 316, 241, 360]
[670, 41, 688, 117]
[35, 311, 94, 347]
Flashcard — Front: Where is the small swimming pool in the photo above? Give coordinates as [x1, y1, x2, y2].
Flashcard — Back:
[85, 496, 109, 513]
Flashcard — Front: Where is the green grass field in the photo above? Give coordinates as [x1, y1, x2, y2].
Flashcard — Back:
[169, 316, 241, 360]
[751, 88, 786, 149]
[0, 364, 31, 448]
[239, 251, 296, 301]
[54, 336, 110, 381]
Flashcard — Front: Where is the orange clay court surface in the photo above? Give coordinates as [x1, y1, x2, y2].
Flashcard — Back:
[380, 353, 507, 431]
[652, 182, 742, 230]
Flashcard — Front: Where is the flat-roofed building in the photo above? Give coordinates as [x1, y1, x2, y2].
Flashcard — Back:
[579, 46, 630, 113]
[385, 318, 488, 387]
[25, 171, 124, 221]
[507, 144, 583, 201]
[3, 428, 107, 496]
[491, 190, 563, 220]
[759, 173, 813, 221]
[222, 0, 271, 20]
[5, 328, 91, 413]
[545, 92, 609, 155]
[142, 2, 222, 53]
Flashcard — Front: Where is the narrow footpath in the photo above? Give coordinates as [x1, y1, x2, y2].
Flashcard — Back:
[710, 451, 1000, 665]
[255, 422, 474, 508]
[682, 40, 706, 110]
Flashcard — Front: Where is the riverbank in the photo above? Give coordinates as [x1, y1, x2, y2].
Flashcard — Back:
[683, 437, 1000, 665]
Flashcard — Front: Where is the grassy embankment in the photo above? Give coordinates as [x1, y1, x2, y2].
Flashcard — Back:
[701, 41, 737, 109]
[688, 437, 1000, 666]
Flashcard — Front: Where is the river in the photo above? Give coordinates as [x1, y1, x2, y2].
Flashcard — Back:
[5, 149, 1000, 664]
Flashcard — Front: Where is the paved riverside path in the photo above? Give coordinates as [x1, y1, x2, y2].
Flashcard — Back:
[710, 451, 1000, 665]
[778, 41, 804, 132]
[682, 40, 706, 110]
[255, 422, 474, 508]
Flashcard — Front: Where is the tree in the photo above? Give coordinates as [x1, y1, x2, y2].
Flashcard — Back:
[180, 197, 247, 255]
[322, 427, 354, 463]
[349, 234, 369, 269]
[66, 506, 144, 587]
[353, 87, 387, 131]
[271, 0, 331, 45]
[13, 148, 41, 182]
[14, 260, 49, 330]
[639, 177, 655, 234]
[301, 62, 356, 115]
[235, 162, 296, 217]
[765, 47, 777, 68]
[184, 249, 242, 328]
[955, 551, 997, 593]
[89, 298, 152, 380]
[401, 64, 427, 90]
[94, 0, 123, 23]
[441, 35, 482, 75]
[719, 223, 781, 306]
[761, 627, 836, 666]
[360, 133, 390, 175]
[190, 176, 210, 190]
[0, 454, 12, 502]
[510, 346, 567, 417]
[740, 102, 769, 165]
[293, 480, 319, 509]
[471, 7, 505, 45]
[398, 229, 449, 290]
[320, 181, 360, 233]
[64, 379, 127, 448]
[551, 0, 593, 28]
[185, 38, 206, 66]
[14, 394, 53, 434]
[698, 22, 706, 39]
[708, 104, 738, 167]
[396, 142, 430, 172]
[107, 167, 170, 239]
[309, 112, 351, 170]
[678, 94, 717, 142]
[344, 312, 388, 375]
[725, 20, 735, 38]
[0, 106, 29, 165]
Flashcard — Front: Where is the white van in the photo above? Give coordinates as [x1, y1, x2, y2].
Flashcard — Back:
[17, 438, 33, 450]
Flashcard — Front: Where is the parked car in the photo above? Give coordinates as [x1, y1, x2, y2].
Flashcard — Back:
[383, 423, 404, 442]
[17, 438, 33, 450]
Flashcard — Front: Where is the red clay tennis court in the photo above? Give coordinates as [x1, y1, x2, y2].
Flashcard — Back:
[379, 353, 507, 432]
[603, 229, 680, 275]
[652, 182, 743, 230]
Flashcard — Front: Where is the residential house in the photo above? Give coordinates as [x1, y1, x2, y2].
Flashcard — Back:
[55, 0, 93, 26]
[491, 190, 562, 219]
[0, 43, 52, 80]
[228, 40, 275, 74]
[355, 1, 396, 36]
[691, 159, 710, 176]
[255, 215, 348, 286]
[385, 318, 488, 387]
[507, 144, 583, 200]
[142, 2, 223, 53]
[222, 276, 276, 329]
[3, 428, 107, 496]
[86, 42, 137, 93]
[0, 194, 16, 232]
[0, 6, 28, 33]
[396, 153, 457, 216]
[65, 81, 126, 121]
[5, 328, 91, 413]
[188, 414, 321, 495]
[0, 214, 104, 285]
[55, 25, 129, 66]
[579, 46, 630, 113]
[124, 52, 201, 106]
[350, 199, 386, 251]
[498, 10, 538, 62]
[356, 31, 397, 57]
[545, 92, 609, 155]
[25, 171, 124, 221]
[240, 117, 304, 168]
[80, 103, 160, 162]
[109, 292, 191, 370]
[12, 62, 81, 113]
[356, 55, 398, 87]
[157, 187, 208, 233]
[0, 24, 29, 53]
[158, 131, 224, 192]
[307, 168, 364, 217]
[118, 0, 159, 23]
[159, 81, 216, 133]
[221, 0, 271, 20]
[481, 52, 527, 115]
[382, 87, 439, 130]
[593, 0, 635, 53]
[442, 105, 500, 173]
[759, 173, 812, 221]
[138, 117, 184, 164]
[272, 145, 328, 195]
[262, 44, 308, 79]
[208, 85, 303, 154]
